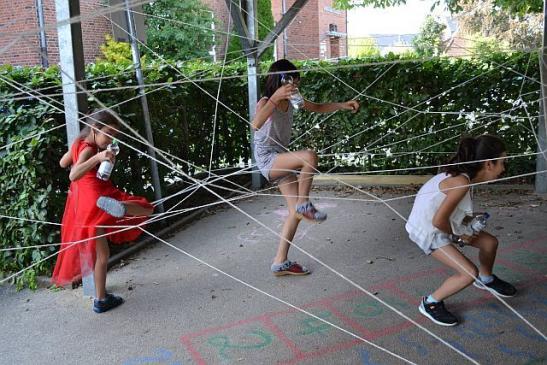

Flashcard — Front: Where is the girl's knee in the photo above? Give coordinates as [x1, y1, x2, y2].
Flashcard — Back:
[477, 233, 499, 252]
[460, 265, 478, 283]
[303, 150, 318, 167]
[486, 235, 499, 251]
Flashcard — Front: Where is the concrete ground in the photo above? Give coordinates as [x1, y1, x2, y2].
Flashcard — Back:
[1, 184, 546, 365]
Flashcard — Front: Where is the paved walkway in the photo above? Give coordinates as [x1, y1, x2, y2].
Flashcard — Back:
[1, 187, 546, 364]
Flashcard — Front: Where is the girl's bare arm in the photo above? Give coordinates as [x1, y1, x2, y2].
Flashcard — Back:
[59, 151, 72, 168]
[432, 175, 470, 234]
[69, 148, 113, 181]
[304, 100, 359, 113]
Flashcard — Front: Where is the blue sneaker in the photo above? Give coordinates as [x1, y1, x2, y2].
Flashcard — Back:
[295, 201, 327, 223]
[473, 275, 516, 297]
[93, 293, 124, 313]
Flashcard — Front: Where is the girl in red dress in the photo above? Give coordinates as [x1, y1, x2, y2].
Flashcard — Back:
[52, 109, 154, 313]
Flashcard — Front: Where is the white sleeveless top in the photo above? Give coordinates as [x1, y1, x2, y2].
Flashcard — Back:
[406, 172, 474, 254]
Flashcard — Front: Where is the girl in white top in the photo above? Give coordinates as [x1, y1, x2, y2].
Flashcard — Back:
[251, 59, 359, 276]
[406, 135, 516, 326]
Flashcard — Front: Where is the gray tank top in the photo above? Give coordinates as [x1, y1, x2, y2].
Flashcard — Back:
[253, 98, 294, 150]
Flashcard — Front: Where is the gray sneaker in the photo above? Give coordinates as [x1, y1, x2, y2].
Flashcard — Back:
[295, 201, 327, 223]
[97, 196, 126, 218]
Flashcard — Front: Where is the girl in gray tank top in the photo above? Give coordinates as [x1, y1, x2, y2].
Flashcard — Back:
[251, 59, 360, 276]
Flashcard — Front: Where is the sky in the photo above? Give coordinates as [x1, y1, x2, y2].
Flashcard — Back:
[347, 0, 449, 37]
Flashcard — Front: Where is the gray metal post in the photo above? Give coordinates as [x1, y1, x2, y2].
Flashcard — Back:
[281, 0, 288, 58]
[36, 0, 49, 68]
[55, 0, 87, 145]
[536, 97, 547, 193]
[246, 0, 262, 189]
[55, 0, 92, 296]
[536, 0, 547, 194]
[124, 0, 165, 212]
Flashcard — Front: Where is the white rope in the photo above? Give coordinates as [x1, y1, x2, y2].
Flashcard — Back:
[140, 228, 419, 365]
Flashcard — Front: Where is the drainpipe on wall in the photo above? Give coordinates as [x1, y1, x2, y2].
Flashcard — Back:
[282, 0, 288, 58]
[36, 0, 49, 67]
[345, 9, 348, 58]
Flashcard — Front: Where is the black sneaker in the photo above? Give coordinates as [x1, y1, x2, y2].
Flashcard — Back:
[418, 297, 458, 326]
[93, 293, 124, 313]
[473, 275, 517, 297]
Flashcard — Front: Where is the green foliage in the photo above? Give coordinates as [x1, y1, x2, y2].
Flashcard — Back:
[143, 0, 215, 61]
[0, 65, 66, 290]
[455, 1, 543, 52]
[257, 0, 275, 60]
[486, 0, 542, 15]
[470, 35, 508, 57]
[227, 0, 275, 61]
[98, 35, 133, 65]
[333, 0, 542, 14]
[0, 52, 540, 289]
[292, 54, 538, 176]
[412, 16, 447, 57]
[348, 37, 381, 58]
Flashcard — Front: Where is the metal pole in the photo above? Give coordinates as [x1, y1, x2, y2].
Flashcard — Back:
[124, 0, 165, 212]
[55, 0, 92, 296]
[246, 0, 262, 189]
[536, 0, 547, 194]
[55, 0, 87, 145]
[281, 0, 288, 58]
[210, 11, 216, 62]
[35, 0, 48, 68]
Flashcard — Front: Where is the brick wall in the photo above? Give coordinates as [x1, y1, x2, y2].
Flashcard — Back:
[317, 0, 346, 59]
[272, 0, 320, 60]
[0, 0, 113, 67]
[0, 0, 346, 66]
[0, 0, 41, 66]
[271, 0, 346, 61]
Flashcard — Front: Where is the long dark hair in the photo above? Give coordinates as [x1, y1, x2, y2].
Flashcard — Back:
[78, 109, 120, 139]
[443, 134, 506, 179]
[263, 59, 300, 98]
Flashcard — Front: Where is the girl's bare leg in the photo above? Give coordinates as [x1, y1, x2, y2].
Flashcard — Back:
[467, 231, 498, 276]
[273, 175, 301, 264]
[123, 201, 154, 216]
[431, 245, 479, 301]
[94, 228, 109, 300]
[269, 150, 318, 205]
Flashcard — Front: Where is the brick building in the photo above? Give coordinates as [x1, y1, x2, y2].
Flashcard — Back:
[202, 0, 348, 61]
[0, 0, 346, 67]
[0, 0, 113, 66]
[271, 0, 347, 60]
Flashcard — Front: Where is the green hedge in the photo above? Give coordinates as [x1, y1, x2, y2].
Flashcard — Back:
[0, 52, 540, 288]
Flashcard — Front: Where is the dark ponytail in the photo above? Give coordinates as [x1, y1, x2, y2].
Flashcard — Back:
[263, 59, 300, 98]
[444, 134, 506, 179]
[78, 109, 120, 139]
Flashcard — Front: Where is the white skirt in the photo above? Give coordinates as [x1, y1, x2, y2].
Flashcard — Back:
[409, 230, 452, 255]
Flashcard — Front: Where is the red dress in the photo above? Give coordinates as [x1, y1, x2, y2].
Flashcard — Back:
[52, 138, 153, 286]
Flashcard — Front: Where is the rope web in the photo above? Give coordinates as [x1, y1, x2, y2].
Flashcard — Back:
[0, 0, 546, 363]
